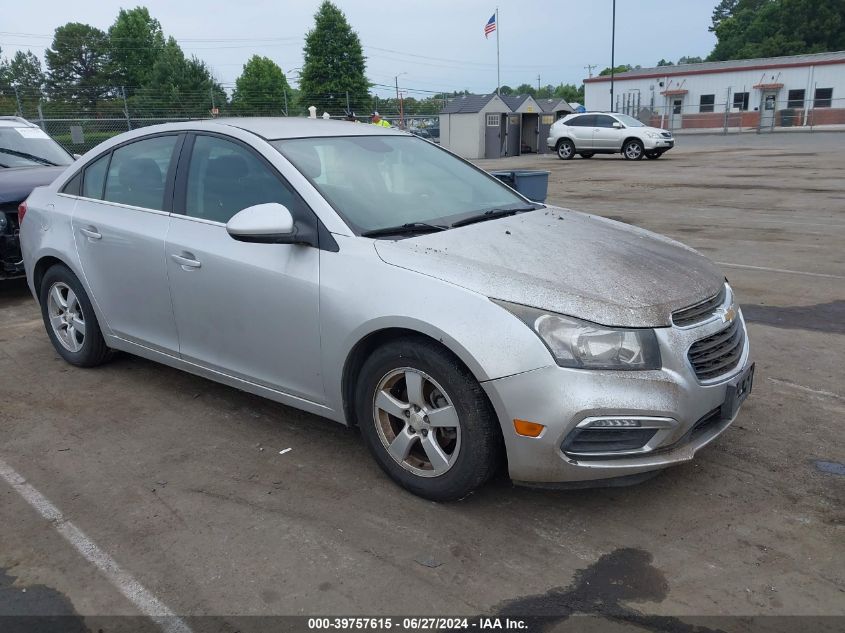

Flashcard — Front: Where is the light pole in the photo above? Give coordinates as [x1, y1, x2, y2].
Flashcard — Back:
[610, 0, 616, 111]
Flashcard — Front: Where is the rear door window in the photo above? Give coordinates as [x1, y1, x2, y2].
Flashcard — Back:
[103, 136, 179, 211]
[82, 154, 110, 200]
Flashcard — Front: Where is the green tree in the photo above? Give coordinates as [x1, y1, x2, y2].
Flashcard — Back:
[299, 1, 369, 115]
[108, 6, 166, 92]
[4, 51, 45, 92]
[708, 0, 845, 61]
[657, 58, 674, 66]
[599, 64, 636, 76]
[514, 83, 536, 95]
[499, 84, 514, 95]
[0, 50, 45, 115]
[553, 83, 584, 103]
[232, 55, 291, 115]
[44, 23, 111, 111]
[134, 37, 226, 117]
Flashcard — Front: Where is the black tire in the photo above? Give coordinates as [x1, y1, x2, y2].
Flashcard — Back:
[623, 139, 645, 160]
[645, 150, 662, 160]
[579, 152, 594, 159]
[39, 264, 112, 367]
[355, 337, 501, 501]
[556, 138, 576, 160]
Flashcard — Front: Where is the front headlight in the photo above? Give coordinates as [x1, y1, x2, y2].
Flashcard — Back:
[493, 300, 661, 370]
[646, 131, 661, 139]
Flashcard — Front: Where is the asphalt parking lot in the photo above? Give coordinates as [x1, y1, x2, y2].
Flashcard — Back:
[1, 131, 843, 631]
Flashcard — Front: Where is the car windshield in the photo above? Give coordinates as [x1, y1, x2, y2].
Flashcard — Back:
[0, 124, 73, 168]
[273, 135, 528, 233]
[613, 114, 646, 127]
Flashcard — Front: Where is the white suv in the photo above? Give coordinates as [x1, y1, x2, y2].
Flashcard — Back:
[547, 112, 674, 161]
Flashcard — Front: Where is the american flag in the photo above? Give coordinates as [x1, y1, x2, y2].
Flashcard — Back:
[484, 13, 496, 38]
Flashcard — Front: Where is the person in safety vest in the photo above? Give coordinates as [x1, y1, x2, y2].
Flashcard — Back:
[371, 111, 391, 127]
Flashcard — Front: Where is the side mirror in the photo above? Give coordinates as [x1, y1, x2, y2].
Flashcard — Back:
[612, 121, 623, 129]
[227, 203, 305, 244]
[73, 153, 82, 160]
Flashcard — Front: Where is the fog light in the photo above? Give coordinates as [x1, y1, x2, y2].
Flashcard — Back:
[585, 418, 641, 428]
[513, 419, 545, 437]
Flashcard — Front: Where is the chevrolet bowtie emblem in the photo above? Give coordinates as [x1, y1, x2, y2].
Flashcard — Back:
[717, 305, 737, 323]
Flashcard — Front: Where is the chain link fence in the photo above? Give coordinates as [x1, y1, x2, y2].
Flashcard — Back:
[0, 86, 444, 153]
[617, 92, 845, 134]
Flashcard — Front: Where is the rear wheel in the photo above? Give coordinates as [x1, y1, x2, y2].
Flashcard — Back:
[556, 138, 575, 160]
[355, 337, 500, 501]
[580, 152, 594, 159]
[623, 139, 645, 161]
[40, 265, 111, 367]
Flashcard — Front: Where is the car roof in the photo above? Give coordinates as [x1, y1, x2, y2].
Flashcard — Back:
[185, 117, 404, 140]
[0, 116, 38, 128]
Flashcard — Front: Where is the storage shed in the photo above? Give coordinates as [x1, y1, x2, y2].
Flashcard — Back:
[439, 94, 512, 159]
[499, 95, 544, 154]
[535, 98, 575, 154]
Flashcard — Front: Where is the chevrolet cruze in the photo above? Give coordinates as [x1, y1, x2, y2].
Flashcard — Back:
[20, 119, 753, 500]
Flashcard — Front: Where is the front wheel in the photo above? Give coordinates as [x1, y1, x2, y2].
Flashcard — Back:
[623, 139, 645, 160]
[556, 139, 575, 160]
[355, 337, 501, 501]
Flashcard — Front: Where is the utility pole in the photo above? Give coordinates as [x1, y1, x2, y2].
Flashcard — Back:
[585, 64, 597, 79]
[537, 74, 541, 94]
[610, 0, 617, 111]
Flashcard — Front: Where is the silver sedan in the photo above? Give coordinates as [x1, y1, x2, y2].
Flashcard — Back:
[19, 119, 753, 500]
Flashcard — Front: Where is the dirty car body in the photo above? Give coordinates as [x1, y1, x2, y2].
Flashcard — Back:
[20, 118, 752, 499]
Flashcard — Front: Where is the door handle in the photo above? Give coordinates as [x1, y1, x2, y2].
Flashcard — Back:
[79, 226, 102, 240]
[171, 252, 202, 270]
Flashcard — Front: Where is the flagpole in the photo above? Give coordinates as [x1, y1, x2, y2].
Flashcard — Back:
[496, 7, 500, 95]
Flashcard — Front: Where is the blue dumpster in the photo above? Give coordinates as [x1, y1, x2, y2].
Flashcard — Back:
[489, 170, 550, 203]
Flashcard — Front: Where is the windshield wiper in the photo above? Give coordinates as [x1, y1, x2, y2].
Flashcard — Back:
[451, 206, 537, 228]
[0, 148, 59, 166]
[361, 222, 448, 238]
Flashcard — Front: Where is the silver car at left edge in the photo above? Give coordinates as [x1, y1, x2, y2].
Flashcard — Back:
[19, 118, 753, 500]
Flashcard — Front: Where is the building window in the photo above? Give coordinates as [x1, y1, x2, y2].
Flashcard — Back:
[733, 92, 749, 111]
[814, 88, 833, 108]
[787, 89, 805, 108]
[486, 114, 500, 127]
[699, 94, 715, 113]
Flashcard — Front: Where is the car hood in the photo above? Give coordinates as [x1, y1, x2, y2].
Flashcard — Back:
[373, 207, 724, 327]
[0, 165, 66, 205]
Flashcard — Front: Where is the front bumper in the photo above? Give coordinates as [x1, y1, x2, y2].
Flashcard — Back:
[482, 308, 751, 485]
[1, 209, 25, 280]
[644, 136, 675, 151]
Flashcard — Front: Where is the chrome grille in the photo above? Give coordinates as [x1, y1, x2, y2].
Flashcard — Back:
[672, 286, 726, 327]
[688, 319, 744, 381]
[661, 132, 673, 138]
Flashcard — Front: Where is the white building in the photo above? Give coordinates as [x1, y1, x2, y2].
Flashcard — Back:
[583, 51, 845, 131]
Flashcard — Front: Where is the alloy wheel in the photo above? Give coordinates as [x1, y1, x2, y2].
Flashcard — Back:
[372, 368, 461, 478]
[557, 141, 574, 159]
[625, 141, 643, 160]
[47, 282, 86, 353]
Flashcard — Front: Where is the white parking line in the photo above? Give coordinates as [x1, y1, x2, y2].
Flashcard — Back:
[717, 262, 845, 279]
[0, 457, 193, 633]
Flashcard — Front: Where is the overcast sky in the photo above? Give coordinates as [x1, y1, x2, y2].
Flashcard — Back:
[1, 0, 717, 97]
